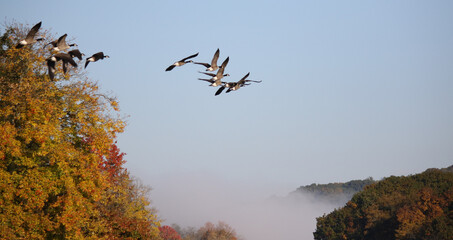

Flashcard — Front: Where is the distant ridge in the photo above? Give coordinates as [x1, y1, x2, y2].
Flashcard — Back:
[314, 165, 453, 239]
[291, 177, 376, 204]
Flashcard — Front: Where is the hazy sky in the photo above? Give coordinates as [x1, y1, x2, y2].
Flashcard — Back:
[2, 0, 453, 238]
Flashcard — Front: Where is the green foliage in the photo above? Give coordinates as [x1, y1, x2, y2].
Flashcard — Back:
[314, 168, 453, 240]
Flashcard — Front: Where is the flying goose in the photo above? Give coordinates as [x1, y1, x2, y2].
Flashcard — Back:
[165, 52, 199, 71]
[16, 21, 44, 48]
[197, 57, 229, 86]
[68, 49, 84, 60]
[215, 82, 237, 96]
[85, 52, 109, 68]
[226, 72, 262, 93]
[45, 34, 77, 52]
[193, 48, 220, 71]
[46, 53, 78, 80]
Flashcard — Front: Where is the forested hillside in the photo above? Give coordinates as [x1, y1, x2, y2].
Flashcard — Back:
[314, 167, 453, 240]
[0, 23, 160, 239]
[292, 178, 375, 204]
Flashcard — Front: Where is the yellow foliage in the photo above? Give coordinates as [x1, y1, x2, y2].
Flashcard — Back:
[0, 22, 159, 239]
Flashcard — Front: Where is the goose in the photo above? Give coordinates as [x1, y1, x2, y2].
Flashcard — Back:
[46, 53, 78, 80]
[193, 48, 220, 71]
[197, 57, 229, 86]
[85, 52, 109, 68]
[165, 52, 199, 71]
[16, 21, 44, 48]
[68, 49, 84, 60]
[215, 82, 237, 96]
[45, 34, 77, 52]
[226, 72, 262, 93]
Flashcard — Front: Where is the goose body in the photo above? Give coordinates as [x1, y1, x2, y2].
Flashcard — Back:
[68, 49, 84, 60]
[46, 53, 78, 80]
[47, 34, 77, 52]
[193, 48, 220, 71]
[16, 21, 43, 48]
[85, 52, 109, 68]
[165, 52, 199, 71]
[215, 73, 261, 95]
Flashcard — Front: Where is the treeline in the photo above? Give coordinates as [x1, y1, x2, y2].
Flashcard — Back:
[314, 167, 453, 239]
[169, 222, 240, 240]
[292, 177, 376, 204]
[1, 23, 160, 239]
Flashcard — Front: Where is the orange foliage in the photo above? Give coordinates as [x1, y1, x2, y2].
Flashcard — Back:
[0, 22, 159, 239]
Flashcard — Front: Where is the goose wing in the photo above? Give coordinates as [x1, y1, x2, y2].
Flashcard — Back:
[237, 72, 250, 84]
[55, 34, 68, 49]
[46, 58, 56, 80]
[180, 52, 199, 61]
[198, 78, 214, 83]
[193, 62, 211, 68]
[55, 53, 77, 67]
[165, 64, 176, 71]
[210, 48, 220, 67]
[217, 57, 229, 75]
[25, 21, 42, 41]
[245, 80, 262, 83]
[198, 71, 216, 77]
[215, 85, 226, 96]
[68, 49, 84, 60]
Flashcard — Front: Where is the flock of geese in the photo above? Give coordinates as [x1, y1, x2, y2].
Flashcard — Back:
[15, 21, 262, 96]
[15, 22, 109, 80]
[165, 49, 262, 96]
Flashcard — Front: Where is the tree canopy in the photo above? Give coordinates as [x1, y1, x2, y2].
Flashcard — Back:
[0, 22, 160, 239]
[314, 168, 453, 240]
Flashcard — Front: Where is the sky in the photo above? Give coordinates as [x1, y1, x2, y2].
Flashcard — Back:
[2, 0, 453, 238]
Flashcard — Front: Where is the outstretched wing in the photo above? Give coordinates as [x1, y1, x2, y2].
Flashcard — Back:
[193, 62, 210, 68]
[198, 71, 216, 77]
[25, 21, 42, 41]
[165, 64, 176, 71]
[215, 86, 226, 96]
[47, 59, 56, 80]
[181, 52, 199, 61]
[211, 48, 220, 67]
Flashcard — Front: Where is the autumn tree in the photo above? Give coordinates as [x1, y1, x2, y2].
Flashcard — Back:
[0, 22, 160, 239]
[197, 221, 238, 240]
[314, 168, 453, 240]
[159, 225, 183, 240]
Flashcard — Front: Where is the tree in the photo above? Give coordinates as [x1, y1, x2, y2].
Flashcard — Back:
[314, 168, 453, 240]
[0, 22, 160, 239]
[159, 225, 182, 240]
[198, 221, 238, 240]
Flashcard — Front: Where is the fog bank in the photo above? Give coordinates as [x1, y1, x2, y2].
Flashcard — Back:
[150, 172, 344, 240]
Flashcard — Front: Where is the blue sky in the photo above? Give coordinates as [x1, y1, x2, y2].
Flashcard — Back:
[3, 0, 453, 233]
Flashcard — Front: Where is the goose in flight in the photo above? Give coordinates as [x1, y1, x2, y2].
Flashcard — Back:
[215, 72, 262, 95]
[197, 57, 229, 86]
[193, 48, 220, 71]
[46, 53, 78, 80]
[45, 34, 77, 52]
[68, 49, 84, 60]
[165, 52, 199, 71]
[227, 72, 262, 92]
[215, 82, 237, 96]
[85, 52, 109, 68]
[16, 21, 44, 48]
